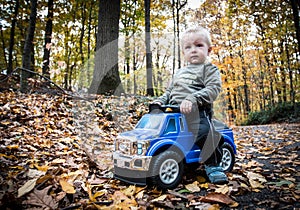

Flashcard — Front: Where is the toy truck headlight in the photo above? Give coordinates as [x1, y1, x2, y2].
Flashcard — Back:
[118, 141, 130, 154]
[133, 141, 149, 155]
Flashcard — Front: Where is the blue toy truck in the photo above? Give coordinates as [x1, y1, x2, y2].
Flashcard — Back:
[113, 105, 236, 189]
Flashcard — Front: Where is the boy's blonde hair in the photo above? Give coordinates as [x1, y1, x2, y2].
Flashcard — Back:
[181, 26, 212, 48]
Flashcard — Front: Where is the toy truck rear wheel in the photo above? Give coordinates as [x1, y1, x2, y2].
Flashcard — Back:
[220, 142, 235, 172]
[148, 150, 184, 190]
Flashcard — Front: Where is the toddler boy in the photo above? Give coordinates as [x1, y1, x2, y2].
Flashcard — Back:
[153, 26, 228, 184]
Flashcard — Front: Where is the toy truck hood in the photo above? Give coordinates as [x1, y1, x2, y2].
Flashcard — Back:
[118, 129, 159, 140]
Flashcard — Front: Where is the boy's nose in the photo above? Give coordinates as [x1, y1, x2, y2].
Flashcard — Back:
[191, 46, 197, 52]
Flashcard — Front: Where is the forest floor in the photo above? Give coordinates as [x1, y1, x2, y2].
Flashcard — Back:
[0, 91, 299, 209]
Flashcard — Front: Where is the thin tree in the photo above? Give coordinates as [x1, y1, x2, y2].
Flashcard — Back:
[7, 0, 20, 74]
[89, 0, 124, 95]
[42, 0, 53, 79]
[290, 0, 300, 56]
[145, 0, 154, 96]
[20, 0, 37, 92]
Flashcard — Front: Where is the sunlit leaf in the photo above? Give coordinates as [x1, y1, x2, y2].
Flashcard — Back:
[18, 178, 38, 197]
[185, 181, 200, 193]
[59, 179, 76, 194]
[151, 194, 167, 202]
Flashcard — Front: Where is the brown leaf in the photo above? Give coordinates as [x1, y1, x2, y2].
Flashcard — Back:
[23, 186, 58, 209]
[200, 192, 237, 206]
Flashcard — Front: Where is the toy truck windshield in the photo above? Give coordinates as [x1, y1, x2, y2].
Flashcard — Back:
[135, 114, 164, 130]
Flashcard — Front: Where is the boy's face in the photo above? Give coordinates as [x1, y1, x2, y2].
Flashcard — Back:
[182, 33, 212, 64]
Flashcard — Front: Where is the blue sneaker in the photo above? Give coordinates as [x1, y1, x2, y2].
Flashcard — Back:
[205, 165, 228, 184]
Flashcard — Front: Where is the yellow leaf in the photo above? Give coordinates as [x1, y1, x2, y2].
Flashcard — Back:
[136, 190, 144, 199]
[249, 180, 264, 189]
[0, 154, 17, 160]
[51, 158, 66, 165]
[122, 185, 136, 197]
[186, 181, 201, 193]
[200, 183, 209, 189]
[151, 194, 167, 202]
[90, 189, 107, 202]
[6, 145, 19, 149]
[34, 164, 49, 172]
[246, 172, 266, 189]
[59, 179, 76, 194]
[215, 185, 229, 194]
[196, 175, 207, 183]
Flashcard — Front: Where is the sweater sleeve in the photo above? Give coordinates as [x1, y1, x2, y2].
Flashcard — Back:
[152, 80, 173, 105]
[185, 63, 222, 107]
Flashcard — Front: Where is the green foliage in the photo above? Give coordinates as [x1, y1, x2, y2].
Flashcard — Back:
[243, 102, 300, 125]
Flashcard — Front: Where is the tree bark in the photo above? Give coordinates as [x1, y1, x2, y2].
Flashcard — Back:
[145, 0, 154, 96]
[42, 0, 53, 79]
[176, 0, 187, 69]
[8, 0, 20, 74]
[89, 0, 123, 95]
[290, 0, 300, 56]
[21, 0, 37, 92]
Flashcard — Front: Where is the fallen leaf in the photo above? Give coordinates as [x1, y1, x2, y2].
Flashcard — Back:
[185, 181, 200, 193]
[18, 178, 38, 197]
[200, 192, 238, 206]
[151, 194, 167, 202]
[135, 190, 144, 199]
[122, 185, 136, 197]
[246, 172, 267, 189]
[23, 186, 58, 209]
[215, 185, 229, 194]
[59, 179, 76, 194]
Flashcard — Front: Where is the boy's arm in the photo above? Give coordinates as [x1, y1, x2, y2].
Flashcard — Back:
[152, 81, 173, 105]
[185, 64, 222, 107]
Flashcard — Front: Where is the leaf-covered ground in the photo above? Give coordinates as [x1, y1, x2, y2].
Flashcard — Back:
[0, 91, 299, 210]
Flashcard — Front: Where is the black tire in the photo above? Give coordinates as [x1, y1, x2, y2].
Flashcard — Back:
[220, 142, 235, 172]
[148, 150, 184, 190]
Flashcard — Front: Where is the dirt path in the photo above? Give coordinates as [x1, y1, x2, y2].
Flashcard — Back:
[224, 123, 300, 209]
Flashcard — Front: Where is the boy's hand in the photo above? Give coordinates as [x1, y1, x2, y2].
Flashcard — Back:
[180, 100, 193, 114]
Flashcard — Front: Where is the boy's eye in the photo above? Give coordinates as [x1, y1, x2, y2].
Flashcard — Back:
[196, 44, 203, 47]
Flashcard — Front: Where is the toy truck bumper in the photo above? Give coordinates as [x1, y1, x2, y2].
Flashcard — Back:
[113, 152, 152, 185]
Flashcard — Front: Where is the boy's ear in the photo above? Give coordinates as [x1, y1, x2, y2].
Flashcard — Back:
[208, 47, 212, 54]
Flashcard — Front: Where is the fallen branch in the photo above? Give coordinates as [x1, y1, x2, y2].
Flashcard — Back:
[0, 67, 93, 101]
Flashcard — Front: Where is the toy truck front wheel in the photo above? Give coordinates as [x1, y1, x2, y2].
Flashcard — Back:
[148, 150, 184, 190]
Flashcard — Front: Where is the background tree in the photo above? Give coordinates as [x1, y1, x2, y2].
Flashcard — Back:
[0, 0, 299, 124]
[20, 0, 37, 92]
[120, 0, 143, 93]
[145, 0, 154, 96]
[7, 0, 20, 75]
[42, 0, 53, 79]
[89, 0, 124, 95]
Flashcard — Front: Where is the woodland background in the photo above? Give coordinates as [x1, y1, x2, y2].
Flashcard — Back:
[0, 0, 300, 125]
[1, 1, 300, 209]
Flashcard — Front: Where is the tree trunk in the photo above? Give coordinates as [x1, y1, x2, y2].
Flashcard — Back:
[42, 0, 53, 79]
[171, 0, 176, 75]
[8, 0, 20, 74]
[21, 0, 37, 92]
[86, 3, 94, 86]
[176, 0, 187, 69]
[290, 0, 300, 56]
[145, 0, 154, 96]
[89, 0, 124, 95]
[1, 26, 8, 68]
